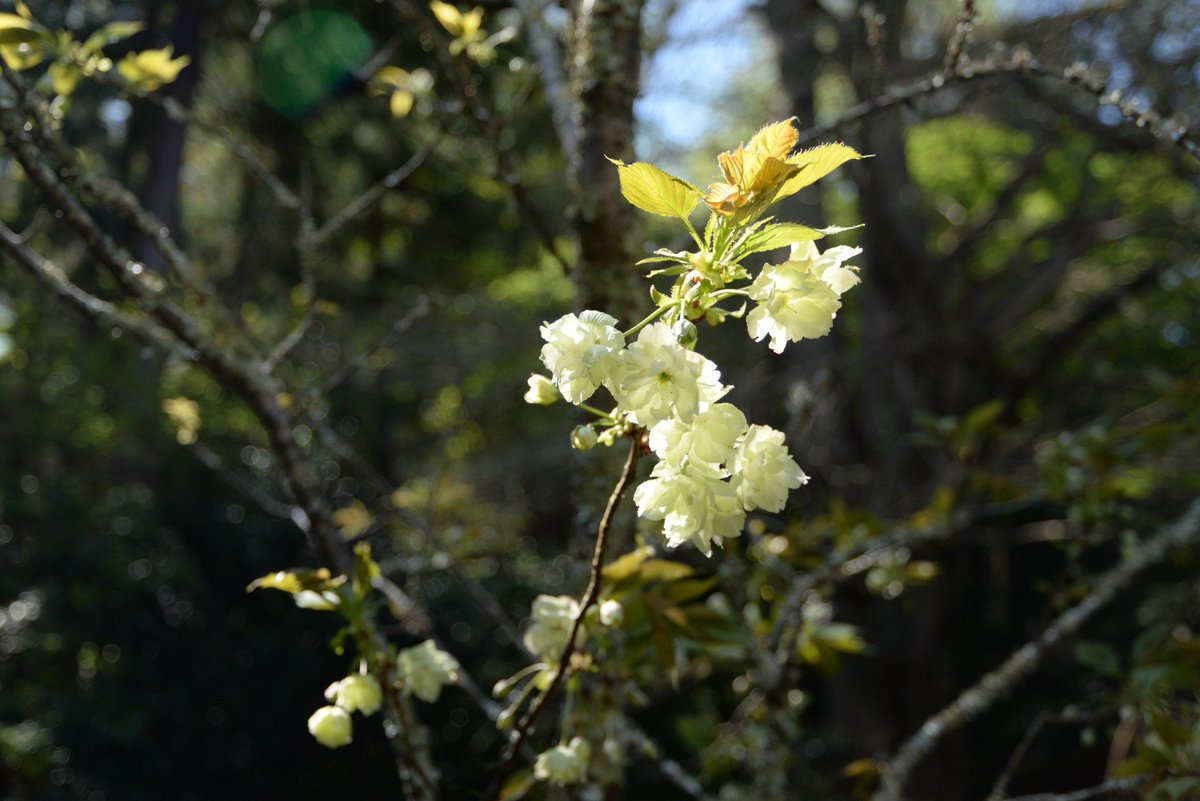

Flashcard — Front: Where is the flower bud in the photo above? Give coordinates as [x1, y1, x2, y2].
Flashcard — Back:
[599, 599, 623, 627]
[325, 673, 383, 715]
[524, 373, 561, 405]
[570, 425, 599, 451]
[673, 319, 698, 348]
[307, 705, 353, 748]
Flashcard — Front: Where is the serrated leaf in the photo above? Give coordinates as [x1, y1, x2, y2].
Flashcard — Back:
[775, 143, 864, 201]
[83, 21, 145, 52]
[816, 224, 864, 235]
[609, 158, 701, 220]
[747, 118, 799, 159]
[738, 222, 825, 256]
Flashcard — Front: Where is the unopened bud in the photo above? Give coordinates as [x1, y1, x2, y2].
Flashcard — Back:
[571, 425, 599, 451]
[524, 373, 560, 405]
[673, 319, 698, 348]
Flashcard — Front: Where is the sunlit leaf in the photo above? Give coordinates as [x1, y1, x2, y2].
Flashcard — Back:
[738, 222, 825, 256]
[608, 158, 701, 220]
[247, 568, 345, 594]
[82, 21, 145, 53]
[776, 142, 864, 201]
[747, 118, 799, 159]
[390, 90, 414, 117]
[430, 1, 465, 36]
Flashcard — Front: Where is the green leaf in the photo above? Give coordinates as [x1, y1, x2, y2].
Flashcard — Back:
[602, 547, 653, 582]
[738, 222, 825, 256]
[498, 769, 535, 801]
[775, 143, 864, 201]
[638, 558, 695, 583]
[608, 158, 701, 220]
[1074, 640, 1121, 677]
[246, 567, 344, 594]
[82, 21, 145, 53]
[661, 576, 720, 606]
[0, 13, 41, 46]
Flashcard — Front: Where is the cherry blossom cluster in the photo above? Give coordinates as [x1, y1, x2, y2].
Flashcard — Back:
[527, 238, 861, 557]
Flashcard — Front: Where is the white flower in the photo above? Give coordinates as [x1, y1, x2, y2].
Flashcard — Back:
[610, 323, 726, 427]
[746, 243, 861, 353]
[539, 311, 624, 404]
[397, 640, 460, 703]
[791, 241, 863, 295]
[730, 425, 808, 512]
[534, 736, 591, 786]
[599, 599, 624, 627]
[571, 425, 599, 451]
[524, 373, 560, 405]
[648, 402, 748, 471]
[634, 461, 745, 557]
[307, 705, 353, 748]
[523, 594, 582, 659]
[293, 589, 340, 610]
[325, 673, 383, 715]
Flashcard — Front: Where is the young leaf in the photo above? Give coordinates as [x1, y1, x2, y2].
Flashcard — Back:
[82, 21, 145, 53]
[747, 118, 799, 159]
[738, 222, 825, 256]
[608, 158, 701, 220]
[0, 13, 42, 46]
[775, 142, 864, 201]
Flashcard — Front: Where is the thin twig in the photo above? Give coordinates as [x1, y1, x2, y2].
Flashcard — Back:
[321, 293, 434, 393]
[486, 435, 643, 800]
[1000, 776, 1144, 801]
[311, 133, 443, 246]
[873, 498, 1200, 801]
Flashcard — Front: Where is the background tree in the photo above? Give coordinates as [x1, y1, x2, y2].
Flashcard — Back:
[1, 1, 1199, 800]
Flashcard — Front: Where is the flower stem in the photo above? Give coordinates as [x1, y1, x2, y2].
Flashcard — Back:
[622, 303, 670, 338]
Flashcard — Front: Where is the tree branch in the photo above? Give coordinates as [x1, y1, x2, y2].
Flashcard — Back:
[873, 498, 1200, 801]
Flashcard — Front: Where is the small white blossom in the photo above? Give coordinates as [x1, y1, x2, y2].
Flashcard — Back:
[534, 736, 591, 786]
[307, 705, 353, 748]
[599, 599, 624, 627]
[610, 323, 727, 427]
[791, 241, 863, 295]
[524, 373, 560, 405]
[648, 402, 748, 471]
[293, 589, 340, 610]
[634, 461, 745, 557]
[571, 425, 599, 451]
[325, 673, 383, 715]
[539, 311, 624, 404]
[397, 640, 460, 703]
[731, 425, 808, 512]
[746, 243, 860, 353]
[523, 594, 582, 659]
